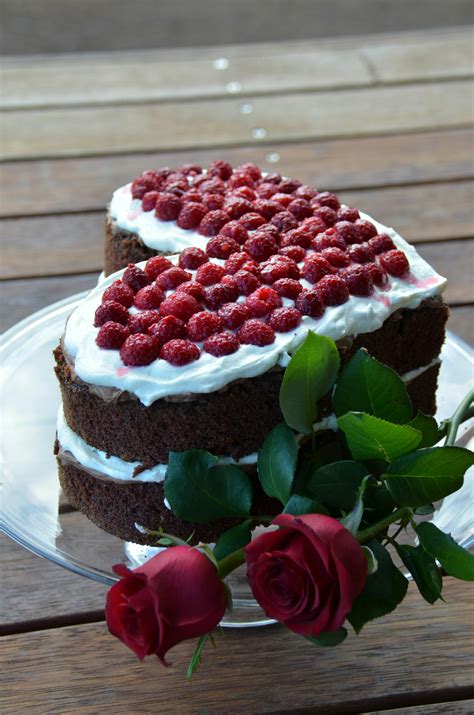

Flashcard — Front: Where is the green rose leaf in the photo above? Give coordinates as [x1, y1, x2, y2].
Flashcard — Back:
[306, 627, 347, 647]
[348, 540, 408, 633]
[340, 475, 371, 535]
[280, 332, 340, 433]
[165, 450, 252, 523]
[304, 460, 370, 512]
[383, 446, 474, 507]
[395, 543, 442, 604]
[337, 412, 422, 462]
[416, 522, 474, 581]
[283, 494, 329, 516]
[333, 349, 413, 424]
[407, 412, 443, 448]
[258, 423, 298, 504]
[213, 519, 253, 561]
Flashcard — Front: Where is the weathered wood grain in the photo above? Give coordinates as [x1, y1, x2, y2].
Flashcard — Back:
[2, 80, 472, 160]
[1, 181, 472, 280]
[1, 579, 472, 714]
[370, 701, 474, 714]
[2, 29, 472, 109]
[1, 129, 473, 218]
[447, 306, 474, 346]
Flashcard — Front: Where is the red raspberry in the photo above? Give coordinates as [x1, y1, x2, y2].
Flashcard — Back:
[257, 182, 278, 198]
[177, 202, 207, 229]
[279, 178, 302, 193]
[157, 267, 191, 290]
[260, 257, 299, 283]
[313, 206, 337, 226]
[237, 163, 261, 181]
[246, 286, 282, 317]
[161, 339, 200, 366]
[176, 280, 205, 301]
[159, 293, 201, 322]
[144, 256, 173, 281]
[148, 315, 186, 344]
[155, 193, 181, 221]
[202, 283, 238, 309]
[264, 172, 282, 184]
[165, 179, 188, 197]
[196, 263, 226, 286]
[127, 310, 161, 334]
[315, 191, 340, 210]
[341, 265, 374, 296]
[206, 235, 240, 259]
[102, 280, 134, 308]
[272, 193, 294, 208]
[335, 221, 363, 245]
[244, 232, 279, 262]
[228, 172, 255, 189]
[273, 278, 303, 298]
[218, 302, 249, 329]
[94, 300, 129, 327]
[131, 171, 163, 199]
[280, 227, 312, 249]
[316, 275, 350, 306]
[287, 198, 312, 220]
[241, 258, 261, 276]
[224, 251, 250, 274]
[380, 250, 410, 277]
[134, 284, 165, 309]
[187, 311, 223, 341]
[233, 186, 257, 201]
[199, 210, 229, 236]
[120, 333, 160, 366]
[201, 192, 225, 210]
[253, 199, 282, 219]
[321, 247, 350, 268]
[141, 191, 160, 212]
[312, 229, 347, 252]
[355, 219, 378, 240]
[295, 290, 325, 318]
[203, 332, 240, 357]
[96, 321, 130, 349]
[271, 211, 298, 233]
[238, 319, 275, 346]
[279, 245, 306, 262]
[220, 221, 249, 245]
[221, 275, 238, 291]
[368, 263, 389, 288]
[268, 307, 302, 332]
[122, 264, 149, 292]
[239, 212, 266, 230]
[178, 163, 202, 176]
[337, 206, 360, 222]
[208, 160, 233, 180]
[348, 243, 375, 264]
[301, 255, 335, 284]
[369, 233, 396, 254]
[225, 198, 254, 219]
[233, 269, 261, 295]
[178, 247, 208, 270]
[196, 177, 226, 194]
[301, 216, 327, 237]
[295, 185, 317, 200]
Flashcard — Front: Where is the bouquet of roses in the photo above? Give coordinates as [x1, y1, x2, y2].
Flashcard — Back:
[104, 333, 474, 678]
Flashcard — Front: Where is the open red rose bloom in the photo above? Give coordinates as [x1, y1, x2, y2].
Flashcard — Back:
[245, 514, 367, 636]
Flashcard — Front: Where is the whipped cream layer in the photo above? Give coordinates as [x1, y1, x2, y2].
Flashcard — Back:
[109, 183, 208, 253]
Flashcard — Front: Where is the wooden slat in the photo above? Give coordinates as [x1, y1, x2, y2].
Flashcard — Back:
[1, 579, 472, 714]
[415, 241, 474, 304]
[2, 29, 472, 110]
[447, 307, 474, 346]
[1, 182, 472, 281]
[1, 129, 473, 218]
[370, 701, 474, 714]
[1, 80, 472, 161]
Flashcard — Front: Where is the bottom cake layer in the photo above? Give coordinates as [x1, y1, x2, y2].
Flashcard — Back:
[56, 363, 440, 545]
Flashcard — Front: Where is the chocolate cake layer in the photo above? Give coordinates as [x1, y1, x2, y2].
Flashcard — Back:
[55, 300, 447, 464]
[105, 217, 160, 276]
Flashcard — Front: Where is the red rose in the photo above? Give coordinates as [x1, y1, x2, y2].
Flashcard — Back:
[245, 514, 367, 636]
[106, 545, 226, 663]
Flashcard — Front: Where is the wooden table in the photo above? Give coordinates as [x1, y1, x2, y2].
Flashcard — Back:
[1, 27, 473, 714]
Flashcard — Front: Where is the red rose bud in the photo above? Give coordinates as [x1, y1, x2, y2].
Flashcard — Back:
[245, 514, 367, 637]
[106, 545, 226, 663]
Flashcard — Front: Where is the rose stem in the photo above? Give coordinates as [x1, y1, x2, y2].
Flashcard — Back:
[356, 506, 413, 544]
[217, 548, 246, 579]
[443, 387, 474, 446]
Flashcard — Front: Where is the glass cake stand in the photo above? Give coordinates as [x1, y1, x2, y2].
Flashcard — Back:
[1, 292, 473, 627]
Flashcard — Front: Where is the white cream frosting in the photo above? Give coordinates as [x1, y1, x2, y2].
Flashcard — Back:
[65, 207, 446, 406]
